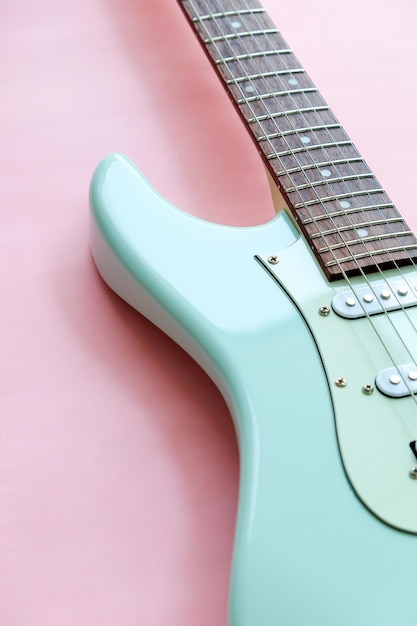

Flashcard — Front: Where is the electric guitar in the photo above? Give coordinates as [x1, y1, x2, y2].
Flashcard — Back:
[90, 1, 417, 623]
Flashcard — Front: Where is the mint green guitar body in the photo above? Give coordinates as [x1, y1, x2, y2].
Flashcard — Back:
[90, 154, 417, 625]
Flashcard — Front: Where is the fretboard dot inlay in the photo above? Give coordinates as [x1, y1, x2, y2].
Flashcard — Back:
[181, 0, 417, 281]
[320, 168, 332, 178]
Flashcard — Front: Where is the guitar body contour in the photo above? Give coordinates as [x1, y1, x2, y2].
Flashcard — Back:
[90, 153, 416, 625]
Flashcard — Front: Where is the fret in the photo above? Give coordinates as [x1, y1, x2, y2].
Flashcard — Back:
[286, 173, 375, 194]
[188, 2, 277, 41]
[301, 210, 403, 239]
[274, 157, 364, 177]
[237, 87, 317, 105]
[269, 139, 353, 162]
[264, 125, 352, 156]
[294, 189, 388, 210]
[303, 204, 397, 224]
[218, 54, 303, 85]
[208, 36, 290, 63]
[287, 183, 395, 217]
[302, 211, 401, 237]
[226, 68, 304, 85]
[310, 217, 405, 238]
[177, 0, 417, 281]
[318, 231, 414, 254]
[257, 122, 340, 142]
[252, 107, 342, 140]
[274, 156, 377, 198]
[185, 1, 264, 16]
[269, 142, 354, 161]
[204, 28, 279, 43]
[238, 100, 334, 145]
[305, 211, 399, 231]
[244, 93, 329, 124]
[247, 105, 330, 124]
[191, 9, 292, 66]
[325, 245, 417, 269]
[287, 171, 376, 192]
[260, 135, 359, 177]
[215, 48, 292, 65]
[193, 8, 266, 22]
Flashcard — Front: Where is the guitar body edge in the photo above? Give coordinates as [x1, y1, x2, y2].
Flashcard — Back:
[90, 154, 416, 626]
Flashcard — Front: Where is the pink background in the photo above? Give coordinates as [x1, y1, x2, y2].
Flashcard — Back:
[2, 1, 416, 624]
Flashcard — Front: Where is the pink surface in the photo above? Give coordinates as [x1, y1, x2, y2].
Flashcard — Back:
[2, 1, 417, 624]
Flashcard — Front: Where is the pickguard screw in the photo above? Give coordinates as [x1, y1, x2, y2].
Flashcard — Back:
[335, 377, 347, 388]
[319, 305, 330, 316]
[267, 255, 279, 265]
[409, 468, 417, 480]
[362, 384, 374, 395]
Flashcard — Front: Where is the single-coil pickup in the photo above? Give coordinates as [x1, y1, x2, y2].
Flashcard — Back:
[332, 280, 417, 319]
[376, 363, 417, 398]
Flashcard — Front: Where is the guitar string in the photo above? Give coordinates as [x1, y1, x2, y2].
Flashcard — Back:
[185, 0, 417, 396]
[186, 0, 409, 281]
[234, 0, 417, 280]
[183, 0, 417, 401]
[236, 0, 417, 387]
[184, 0, 417, 372]
[192, 0, 417, 287]
[235, 0, 417, 357]
[234, 0, 417, 281]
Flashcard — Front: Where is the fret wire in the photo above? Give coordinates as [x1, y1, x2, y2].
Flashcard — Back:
[229, 0, 414, 282]
[318, 231, 414, 254]
[183, 0, 417, 401]
[325, 245, 417, 268]
[310, 217, 405, 238]
[205, 28, 278, 43]
[237, 87, 317, 105]
[248, 105, 330, 124]
[184, 0, 295, 197]
[219, 2, 393, 261]
[193, 8, 266, 21]
[190, 1, 303, 186]
[188, 0, 323, 214]
[215, 48, 292, 65]
[258, 122, 340, 142]
[189, 1, 417, 397]
[295, 189, 388, 209]
[226, 68, 304, 85]
[271, 141, 352, 159]
[183, 0, 417, 286]
[185, 0, 293, 180]
[228, 1, 416, 286]
[193, 0, 343, 240]
[302, 204, 396, 224]
[286, 173, 375, 193]
[276, 157, 364, 176]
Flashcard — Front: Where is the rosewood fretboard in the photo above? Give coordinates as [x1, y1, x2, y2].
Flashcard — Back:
[177, 0, 417, 281]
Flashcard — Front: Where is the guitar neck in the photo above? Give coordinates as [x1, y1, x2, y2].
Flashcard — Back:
[177, 0, 417, 281]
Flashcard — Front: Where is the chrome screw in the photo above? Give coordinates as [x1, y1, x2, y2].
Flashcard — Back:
[267, 255, 279, 265]
[335, 377, 347, 388]
[409, 468, 417, 480]
[362, 384, 374, 395]
[319, 305, 330, 316]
